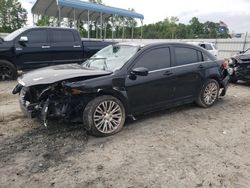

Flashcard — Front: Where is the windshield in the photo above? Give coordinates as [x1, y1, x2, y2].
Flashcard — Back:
[4, 28, 27, 41]
[82, 45, 139, 71]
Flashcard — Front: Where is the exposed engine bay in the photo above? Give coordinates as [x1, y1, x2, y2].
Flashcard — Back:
[228, 48, 250, 82]
[14, 82, 90, 127]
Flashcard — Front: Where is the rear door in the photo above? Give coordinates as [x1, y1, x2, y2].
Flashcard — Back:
[14, 28, 51, 69]
[171, 46, 205, 100]
[50, 29, 83, 64]
[126, 46, 175, 113]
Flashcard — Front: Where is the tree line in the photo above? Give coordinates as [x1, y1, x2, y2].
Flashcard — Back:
[0, 0, 230, 39]
[0, 0, 27, 33]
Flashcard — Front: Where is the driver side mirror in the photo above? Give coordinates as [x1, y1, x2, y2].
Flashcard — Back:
[19, 36, 28, 44]
[130, 67, 149, 79]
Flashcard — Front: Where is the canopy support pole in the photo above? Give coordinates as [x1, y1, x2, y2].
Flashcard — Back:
[140, 19, 143, 40]
[87, 10, 90, 39]
[58, 5, 61, 27]
[122, 18, 125, 40]
[96, 21, 98, 39]
[111, 16, 114, 41]
[104, 23, 107, 39]
[73, 8, 76, 28]
[32, 14, 35, 26]
[100, 12, 103, 39]
[131, 22, 134, 40]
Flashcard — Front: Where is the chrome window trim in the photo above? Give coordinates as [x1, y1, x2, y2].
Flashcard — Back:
[149, 61, 210, 74]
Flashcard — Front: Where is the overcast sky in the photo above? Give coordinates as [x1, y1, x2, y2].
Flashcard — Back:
[21, 0, 250, 33]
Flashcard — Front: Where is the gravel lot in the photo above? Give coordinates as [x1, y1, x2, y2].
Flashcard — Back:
[1, 81, 250, 188]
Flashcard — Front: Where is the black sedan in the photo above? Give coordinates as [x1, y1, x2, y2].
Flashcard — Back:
[13, 42, 229, 137]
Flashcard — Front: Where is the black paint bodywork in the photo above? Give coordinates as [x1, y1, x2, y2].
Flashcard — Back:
[13, 42, 229, 126]
[229, 50, 250, 81]
[0, 27, 114, 71]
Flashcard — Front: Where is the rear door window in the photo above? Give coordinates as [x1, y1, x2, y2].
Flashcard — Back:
[52, 30, 75, 42]
[25, 29, 47, 43]
[133, 47, 171, 71]
[174, 47, 199, 66]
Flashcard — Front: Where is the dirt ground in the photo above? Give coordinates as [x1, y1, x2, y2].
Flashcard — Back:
[1, 81, 250, 188]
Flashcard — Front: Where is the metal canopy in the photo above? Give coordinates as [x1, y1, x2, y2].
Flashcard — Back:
[31, 0, 144, 21]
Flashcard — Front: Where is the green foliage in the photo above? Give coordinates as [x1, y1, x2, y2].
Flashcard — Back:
[134, 17, 230, 39]
[0, 0, 27, 33]
[36, 16, 57, 26]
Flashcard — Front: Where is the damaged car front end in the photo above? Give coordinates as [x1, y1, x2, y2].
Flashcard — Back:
[228, 48, 250, 83]
[12, 64, 113, 127]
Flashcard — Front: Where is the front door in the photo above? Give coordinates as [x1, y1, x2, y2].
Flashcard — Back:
[14, 28, 51, 70]
[125, 46, 175, 114]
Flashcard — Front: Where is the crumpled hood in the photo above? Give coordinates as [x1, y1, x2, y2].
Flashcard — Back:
[18, 64, 112, 87]
[233, 53, 250, 63]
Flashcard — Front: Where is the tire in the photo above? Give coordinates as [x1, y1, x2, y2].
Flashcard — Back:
[83, 95, 126, 137]
[196, 79, 220, 108]
[0, 60, 17, 80]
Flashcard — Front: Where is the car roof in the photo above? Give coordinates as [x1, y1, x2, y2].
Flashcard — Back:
[116, 41, 217, 61]
[22, 26, 76, 31]
[117, 41, 205, 49]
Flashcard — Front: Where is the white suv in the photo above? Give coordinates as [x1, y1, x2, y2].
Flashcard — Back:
[187, 42, 218, 57]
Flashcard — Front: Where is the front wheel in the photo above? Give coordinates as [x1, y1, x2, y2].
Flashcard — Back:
[83, 95, 126, 137]
[0, 60, 17, 80]
[196, 79, 220, 108]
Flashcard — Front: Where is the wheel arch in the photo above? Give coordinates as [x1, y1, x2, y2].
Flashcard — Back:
[96, 89, 130, 116]
[207, 75, 223, 88]
[0, 58, 17, 68]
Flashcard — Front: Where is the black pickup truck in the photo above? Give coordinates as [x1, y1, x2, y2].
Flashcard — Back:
[0, 27, 114, 80]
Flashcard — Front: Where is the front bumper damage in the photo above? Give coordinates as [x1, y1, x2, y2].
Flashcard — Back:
[16, 85, 85, 128]
[18, 87, 49, 126]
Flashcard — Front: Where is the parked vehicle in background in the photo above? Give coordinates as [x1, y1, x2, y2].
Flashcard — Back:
[12, 42, 229, 137]
[227, 48, 250, 83]
[0, 27, 115, 80]
[187, 42, 218, 57]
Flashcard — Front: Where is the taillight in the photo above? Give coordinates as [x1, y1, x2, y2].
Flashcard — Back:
[223, 59, 229, 69]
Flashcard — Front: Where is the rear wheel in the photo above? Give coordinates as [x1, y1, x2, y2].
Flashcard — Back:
[0, 60, 17, 80]
[83, 95, 126, 137]
[196, 79, 220, 108]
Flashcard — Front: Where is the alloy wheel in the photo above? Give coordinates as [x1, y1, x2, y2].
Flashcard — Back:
[93, 100, 123, 134]
[0, 65, 13, 80]
[203, 82, 218, 105]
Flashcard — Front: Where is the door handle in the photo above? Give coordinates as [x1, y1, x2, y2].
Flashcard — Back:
[42, 45, 50, 49]
[73, 45, 81, 48]
[198, 64, 205, 69]
[163, 71, 173, 76]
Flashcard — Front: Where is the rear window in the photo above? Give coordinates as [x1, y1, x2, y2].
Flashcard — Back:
[203, 53, 212, 61]
[174, 47, 199, 66]
[52, 30, 75, 42]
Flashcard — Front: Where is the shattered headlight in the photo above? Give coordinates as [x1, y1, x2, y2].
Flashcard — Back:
[227, 68, 234, 75]
[17, 78, 26, 86]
